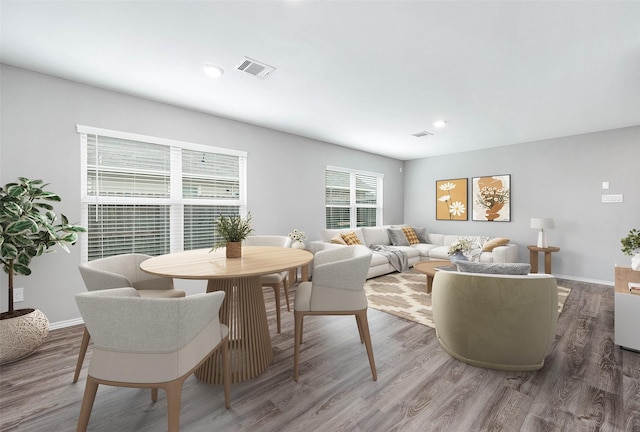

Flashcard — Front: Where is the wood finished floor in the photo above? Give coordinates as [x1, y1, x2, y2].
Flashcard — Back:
[1, 278, 639, 432]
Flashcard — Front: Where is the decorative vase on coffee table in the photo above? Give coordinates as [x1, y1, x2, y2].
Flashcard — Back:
[449, 252, 468, 264]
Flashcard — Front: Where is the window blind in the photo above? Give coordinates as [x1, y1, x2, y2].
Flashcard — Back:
[325, 166, 383, 229]
[79, 126, 247, 261]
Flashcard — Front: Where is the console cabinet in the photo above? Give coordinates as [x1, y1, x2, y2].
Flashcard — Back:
[614, 265, 640, 351]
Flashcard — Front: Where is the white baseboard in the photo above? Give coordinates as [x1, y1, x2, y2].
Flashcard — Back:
[49, 317, 84, 331]
[555, 273, 614, 287]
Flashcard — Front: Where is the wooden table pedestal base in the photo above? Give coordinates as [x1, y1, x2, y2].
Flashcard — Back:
[195, 277, 273, 384]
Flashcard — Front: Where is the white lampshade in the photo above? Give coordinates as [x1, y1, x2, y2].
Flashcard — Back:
[531, 218, 554, 248]
[530, 218, 554, 230]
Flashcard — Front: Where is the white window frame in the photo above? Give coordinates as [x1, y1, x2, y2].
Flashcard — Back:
[325, 165, 383, 228]
[77, 125, 247, 261]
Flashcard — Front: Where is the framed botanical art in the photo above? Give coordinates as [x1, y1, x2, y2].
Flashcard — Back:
[436, 178, 468, 220]
[472, 174, 511, 221]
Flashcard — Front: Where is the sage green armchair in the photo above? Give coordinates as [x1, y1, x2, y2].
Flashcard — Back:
[432, 271, 558, 371]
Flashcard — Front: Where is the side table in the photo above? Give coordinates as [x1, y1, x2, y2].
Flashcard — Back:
[528, 245, 560, 274]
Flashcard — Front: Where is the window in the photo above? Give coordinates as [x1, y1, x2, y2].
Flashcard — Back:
[325, 166, 383, 229]
[78, 126, 247, 261]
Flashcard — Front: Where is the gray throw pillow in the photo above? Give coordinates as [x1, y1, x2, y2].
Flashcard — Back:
[455, 261, 531, 275]
[413, 227, 429, 243]
[387, 228, 410, 246]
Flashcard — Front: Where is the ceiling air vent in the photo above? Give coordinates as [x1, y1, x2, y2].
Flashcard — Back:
[235, 57, 276, 79]
[412, 131, 434, 138]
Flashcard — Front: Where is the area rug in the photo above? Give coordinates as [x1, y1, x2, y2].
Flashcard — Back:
[364, 270, 571, 328]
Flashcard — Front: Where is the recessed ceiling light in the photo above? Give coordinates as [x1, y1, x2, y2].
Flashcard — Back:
[203, 63, 224, 79]
[433, 120, 447, 128]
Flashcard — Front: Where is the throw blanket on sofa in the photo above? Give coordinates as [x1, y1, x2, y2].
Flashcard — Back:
[369, 244, 409, 272]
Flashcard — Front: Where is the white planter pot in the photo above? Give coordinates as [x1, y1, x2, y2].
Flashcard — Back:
[291, 241, 306, 249]
[632, 254, 640, 271]
[0, 308, 49, 365]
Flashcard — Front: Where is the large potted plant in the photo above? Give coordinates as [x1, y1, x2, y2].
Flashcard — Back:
[0, 177, 86, 364]
[212, 213, 253, 258]
[621, 228, 640, 271]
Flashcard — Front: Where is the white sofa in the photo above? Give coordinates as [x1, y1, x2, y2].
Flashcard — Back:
[309, 226, 519, 279]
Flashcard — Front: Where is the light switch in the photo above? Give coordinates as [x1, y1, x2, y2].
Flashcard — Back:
[602, 194, 623, 203]
[602, 181, 609, 190]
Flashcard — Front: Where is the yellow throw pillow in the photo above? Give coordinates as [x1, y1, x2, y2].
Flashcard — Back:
[402, 226, 420, 245]
[330, 233, 347, 245]
[341, 231, 362, 245]
[482, 237, 510, 252]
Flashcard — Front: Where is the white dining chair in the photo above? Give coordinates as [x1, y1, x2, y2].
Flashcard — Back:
[74, 253, 185, 382]
[293, 245, 376, 381]
[243, 235, 292, 333]
[75, 288, 230, 432]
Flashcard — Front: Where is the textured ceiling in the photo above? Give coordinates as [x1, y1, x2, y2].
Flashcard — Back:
[2, 1, 639, 160]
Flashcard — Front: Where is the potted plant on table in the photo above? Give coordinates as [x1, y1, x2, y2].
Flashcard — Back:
[0, 177, 86, 364]
[621, 228, 640, 271]
[212, 213, 254, 258]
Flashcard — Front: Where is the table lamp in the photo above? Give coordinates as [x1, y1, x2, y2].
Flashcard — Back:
[531, 218, 554, 248]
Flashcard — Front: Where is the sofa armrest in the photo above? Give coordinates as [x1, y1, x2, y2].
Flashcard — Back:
[308, 240, 345, 254]
[491, 244, 519, 263]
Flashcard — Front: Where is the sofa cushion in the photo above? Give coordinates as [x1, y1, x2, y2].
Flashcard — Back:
[428, 246, 451, 260]
[390, 245, 420, 259]
[388, 228, 410, 246]
[341, 231, 362, 245]
[330, 234, 347, 245]
[402, 227, 420, 245]
[410, 243, 439, 257]
[413, 227, 429, 243]
[362, 227, 391, 247]
[455, 261, 531, 275]
[483, 237, 510, 252]
[369, 252, 392, 267]
[321, 228, 365, 244]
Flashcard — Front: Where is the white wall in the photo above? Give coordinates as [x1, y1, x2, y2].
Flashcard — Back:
[404, 126, 640, 283]
[0, 65, 404, 324]
[2, 64, 638, 326]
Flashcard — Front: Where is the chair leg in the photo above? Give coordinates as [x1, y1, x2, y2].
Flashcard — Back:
[283, 277, 291, 312]
[222, 336, 231, 409]
[76, 376, 99, 432]
[164, 379, 184, 432]
[356, 310, 377, 381]
[355, 315, 365, 344]
[272, 285, 281, 334]
[293, 311, 304, 381]
[73, 327, 91, 383]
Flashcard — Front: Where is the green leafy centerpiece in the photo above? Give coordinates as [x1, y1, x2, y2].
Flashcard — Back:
[212, 213, 254, 258]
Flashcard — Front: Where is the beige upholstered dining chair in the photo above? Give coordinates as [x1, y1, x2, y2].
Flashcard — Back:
[74, 254, 185, 383]
[75, 288, 230, 432]
[293, 245, 376, 381]
[243, 235, 292, 333]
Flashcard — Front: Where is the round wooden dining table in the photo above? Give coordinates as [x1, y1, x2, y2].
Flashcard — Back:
[140, 246, 313, 384]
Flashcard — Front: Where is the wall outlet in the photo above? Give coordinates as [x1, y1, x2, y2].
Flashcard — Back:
[13, 287, 24, 303]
